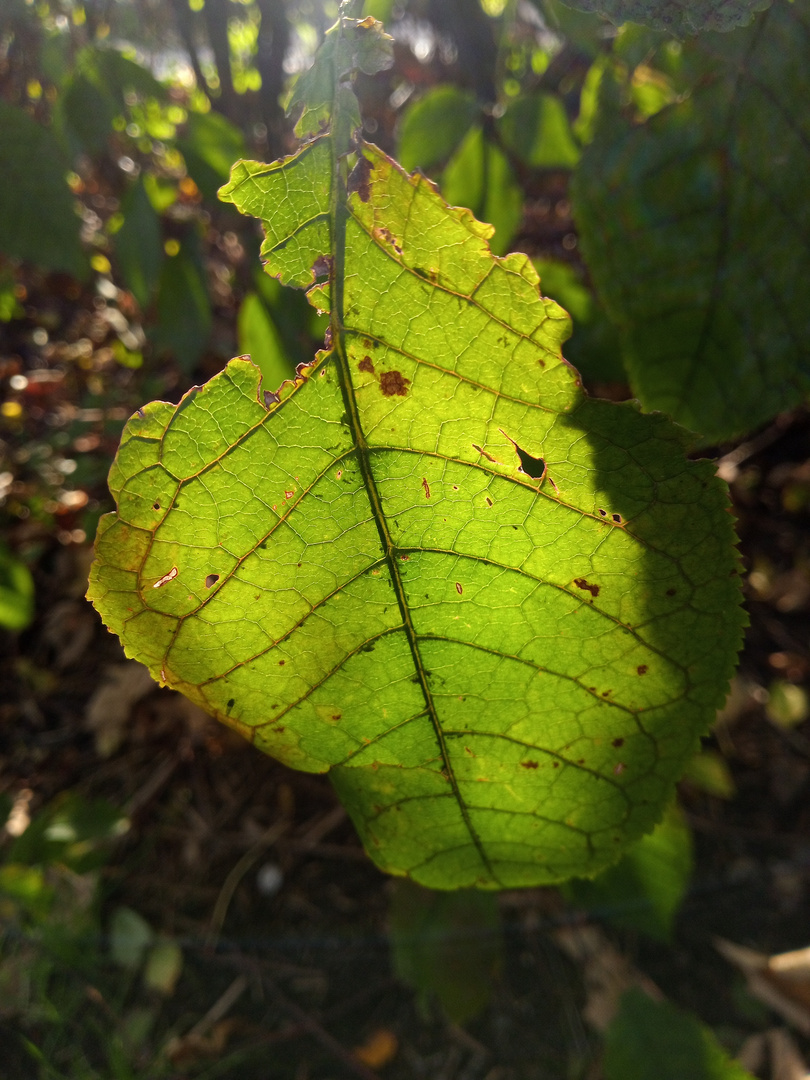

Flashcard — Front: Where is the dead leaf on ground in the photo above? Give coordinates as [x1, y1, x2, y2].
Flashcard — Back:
[352, 1027, 398, 1069]
[716, 939, 810, 1035]
[554, 924, 663, 1032]
[738, 1027, 810, 1080]
[164, 1017, 241, 1068]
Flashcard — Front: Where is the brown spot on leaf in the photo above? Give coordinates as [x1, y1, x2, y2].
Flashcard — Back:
[358, 356, 375, 374]
[278, 660, 285, 666]
[377, 226, 402, 254]
[666, 587, 676, 596]
[205, 574, 219, 589]
[312, 254, 332, 278]
[612, 514, 622, 523]
[612, 738, 624, 748]
[331, 714, 341, 721]
[485, 496, 493, 507]
[521, 761, 538, 769]
[153, 501, 160, 510]
[552, 761, 560, 768]
[637, 664, 648, 675]
[574, 578, 600, 598]
[347, 155, 372, 202]
[455, 582, 463, 595]
[380, 370, 410, 396]
[422, 477, 431, 499]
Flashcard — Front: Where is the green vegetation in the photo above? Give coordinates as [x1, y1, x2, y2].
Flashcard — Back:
[2, 0, 808, 1074]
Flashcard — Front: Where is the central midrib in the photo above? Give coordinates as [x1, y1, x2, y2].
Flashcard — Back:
[327, 83, 498, 883]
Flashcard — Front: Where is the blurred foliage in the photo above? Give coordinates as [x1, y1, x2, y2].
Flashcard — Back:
[0, 789, 187, 1078]
[604, 989, 755, 1079]
[389, 879, 501, 1024]
[563, 802, 694, 942]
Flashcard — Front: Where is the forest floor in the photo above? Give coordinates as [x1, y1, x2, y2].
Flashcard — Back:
[3, 260, 810, 1080]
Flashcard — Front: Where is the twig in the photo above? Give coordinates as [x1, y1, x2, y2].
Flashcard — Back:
[716, 411, 799, 482]
[187, 974, 249, 1040]
[294, 804, 347, 848]
[206, 818, 290, 948]
[125, 754, 180, 817]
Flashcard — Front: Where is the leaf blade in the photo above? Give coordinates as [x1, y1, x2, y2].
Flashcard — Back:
[89, 21, 744, 888]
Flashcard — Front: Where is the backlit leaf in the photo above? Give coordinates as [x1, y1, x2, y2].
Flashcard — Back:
[88, 12, 743, 889]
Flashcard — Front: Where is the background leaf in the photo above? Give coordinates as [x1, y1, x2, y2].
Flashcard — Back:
[237, 291, 296, 391]
[115, 179, 164, 309]
[396, 85, 480, 174]
[572, 1, 810, 440]
[604, 989, 755, 1079]
[563, 801, 693, 941]
[389, 880, 501, 1023]
[559, 0, 773, 35]
[0, 103, 86, 278]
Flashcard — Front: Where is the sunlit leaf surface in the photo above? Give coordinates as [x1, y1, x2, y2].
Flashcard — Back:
[88, 14, 743, 889]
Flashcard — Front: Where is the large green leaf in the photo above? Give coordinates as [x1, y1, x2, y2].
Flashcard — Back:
[88, 11, 742, 889]
[559, 0, 772, 34]
[572, 0, 810, 441]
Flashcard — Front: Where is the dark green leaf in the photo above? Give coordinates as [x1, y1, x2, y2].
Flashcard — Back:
[604, 989, 754, 1080]
[564, 801, 692, 940]
[0, 103, 86, 278]
[572, 0, 810, 440]
[390, 880, 501, 1022]
[237, 291, 296, 390]
[397, 85, 480, 174]
[0, 542, 35, 631]
[497, 92, 580, 169]
[178, 111, 248, 203]
[441, 126, 523, 255]
[533, 259, 625, 383]
[151, 246, 211, 373]
[559, 0, 773, 35]
[115, 179, 164, 309]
